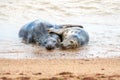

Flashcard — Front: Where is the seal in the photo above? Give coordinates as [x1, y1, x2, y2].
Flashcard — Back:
[48, 27, 89, 49]
[19, 19, 61, 50]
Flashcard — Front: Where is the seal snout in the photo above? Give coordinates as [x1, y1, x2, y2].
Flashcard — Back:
[46, 45, 55, 50]
[60, 43, 64, 47]
[60, 42, 66, 49]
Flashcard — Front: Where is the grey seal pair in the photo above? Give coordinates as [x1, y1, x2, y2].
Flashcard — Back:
[19, 19, 89, 50]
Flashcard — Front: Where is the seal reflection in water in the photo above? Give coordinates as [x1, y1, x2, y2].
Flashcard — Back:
[48, 27, 89, 49]
[19, 19, 61, 50]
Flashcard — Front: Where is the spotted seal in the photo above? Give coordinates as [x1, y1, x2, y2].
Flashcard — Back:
[19, 19, 62, 50]
[48, 27, 89, 49]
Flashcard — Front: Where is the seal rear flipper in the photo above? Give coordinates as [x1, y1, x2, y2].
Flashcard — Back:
[48, 28, 64, 35]
[61, 24, 84, 28]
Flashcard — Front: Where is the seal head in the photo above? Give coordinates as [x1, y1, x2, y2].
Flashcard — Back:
[43, 33, 61, 50]
[60, 35, 80, 49]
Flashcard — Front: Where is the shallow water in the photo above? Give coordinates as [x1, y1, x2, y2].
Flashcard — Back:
[0, 0, 120, 59]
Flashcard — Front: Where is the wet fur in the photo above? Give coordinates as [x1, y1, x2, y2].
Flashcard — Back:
[48, 27, 89, 49]
[19, 19, 84, 50]
[19, 19, 61, 50]
[62, 28, 89, 49]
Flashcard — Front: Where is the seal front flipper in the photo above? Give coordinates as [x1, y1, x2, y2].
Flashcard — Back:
[26, 33, 34, 43]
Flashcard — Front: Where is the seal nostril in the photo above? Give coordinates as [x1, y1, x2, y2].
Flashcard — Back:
[60, 43, 63, 46]
[46, 45, 55, 50]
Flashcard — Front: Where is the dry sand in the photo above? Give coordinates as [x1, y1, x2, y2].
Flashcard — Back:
[0, 59, 120, 80]
[0, 0, 120, 80]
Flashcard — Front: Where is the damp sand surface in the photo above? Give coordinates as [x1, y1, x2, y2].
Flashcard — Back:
[0, 0, 120, 79]
[0, 0, 120, 59]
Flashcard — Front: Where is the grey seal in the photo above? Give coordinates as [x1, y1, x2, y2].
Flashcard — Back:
[48, 27, 89, 49]
[19, 19, 61, 50]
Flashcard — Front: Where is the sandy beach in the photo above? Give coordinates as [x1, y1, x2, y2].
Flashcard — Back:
[0, 59, 120, 80]
[0, 0, 120, 80]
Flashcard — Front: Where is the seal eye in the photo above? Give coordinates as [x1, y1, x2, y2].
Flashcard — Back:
[53, 40, 57, 43]
[70, 41, 73, 44]
[44, 41, 47, 44]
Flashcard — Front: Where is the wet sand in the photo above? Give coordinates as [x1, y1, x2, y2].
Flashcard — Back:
[0, 0, 120, 59]
[0, 0, 120, 79]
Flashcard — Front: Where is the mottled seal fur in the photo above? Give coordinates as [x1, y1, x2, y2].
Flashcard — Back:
[19, 19, 61, 50]
[48, 27, 89, 49]
[19, 19, 84, 50]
